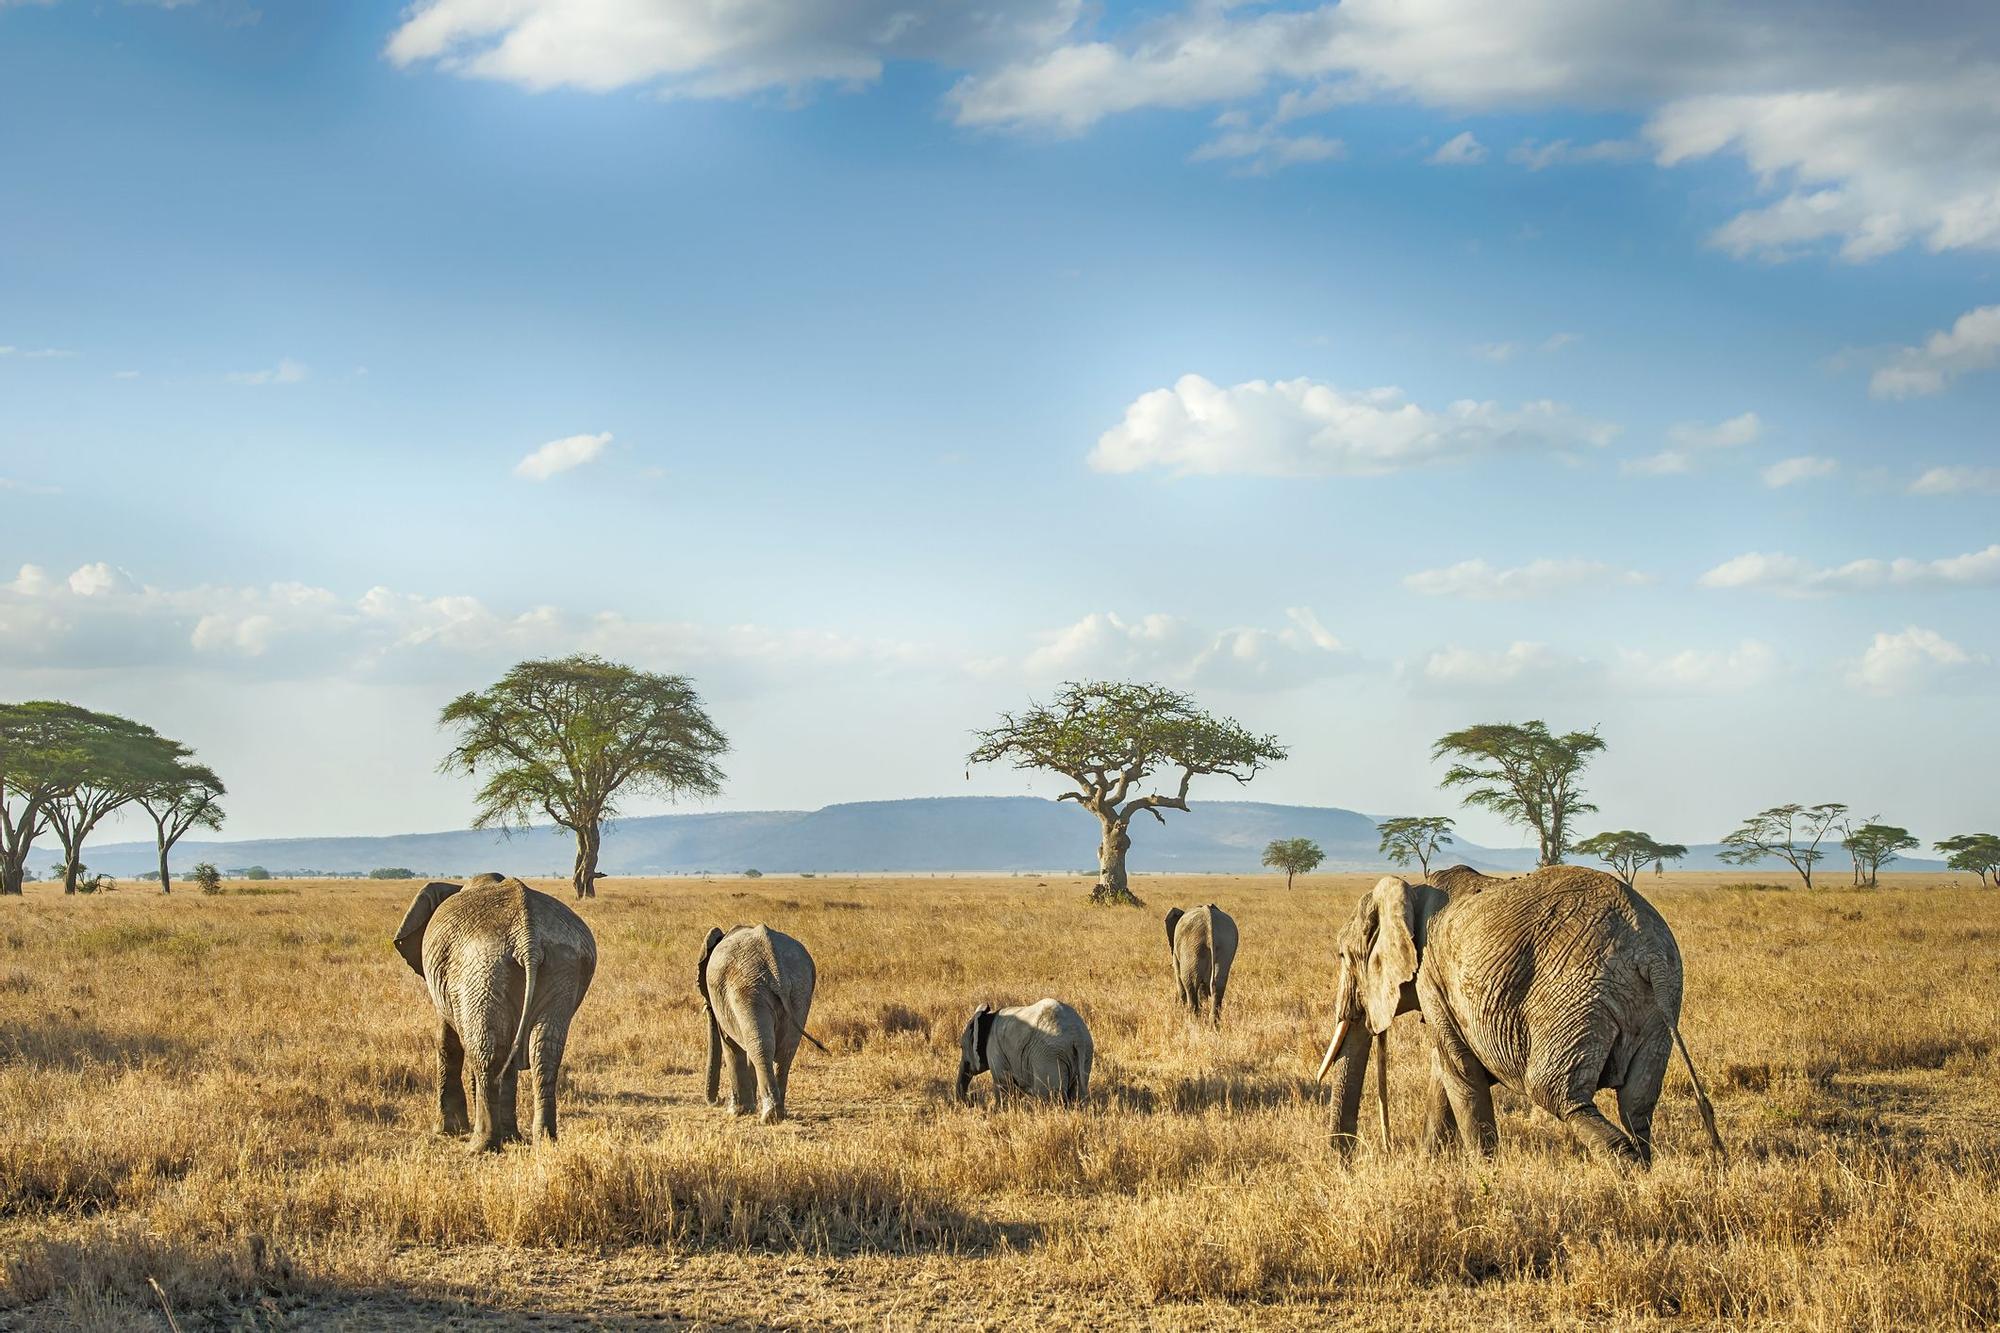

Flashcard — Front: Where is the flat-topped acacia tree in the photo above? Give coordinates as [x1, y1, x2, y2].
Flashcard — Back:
[970, 681, 1286, 907]
[439, 655, 728, 900]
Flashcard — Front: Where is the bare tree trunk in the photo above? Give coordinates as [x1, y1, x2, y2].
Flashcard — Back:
[1091, 819, 1140, 907]
[572, 822, 600, 900]
[0, 847, 23, 896]
[158, 842, 173, 895]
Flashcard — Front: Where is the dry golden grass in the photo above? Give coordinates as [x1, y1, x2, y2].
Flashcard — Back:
[3, 869, 1998, 1329]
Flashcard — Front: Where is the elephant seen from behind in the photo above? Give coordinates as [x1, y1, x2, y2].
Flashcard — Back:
[699, 924, 817, 1124]
[1315, 866, 1722, 1166]
[1164, 903, 1237, 1025]
[393, 873, 597, 1152]
[956, 998, 1093, 1106]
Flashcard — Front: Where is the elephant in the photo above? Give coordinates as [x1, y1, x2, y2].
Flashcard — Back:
[956, 998, 1092, 1106]
[1314, 866, 1722, 1166]
[1164, 904, 1238, 1025]
[1428, 864, 1507, 896]
[392, 873, 597, 1152]
[698, 924, 817, 1124]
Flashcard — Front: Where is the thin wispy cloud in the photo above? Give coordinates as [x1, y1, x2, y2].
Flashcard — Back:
[1700, 545, 2000, 595]
[226, 358, 308, 386]
[514, 431, 612, 481]
[1869, 305, 2000, 399]
[1909, 465, 2000, 496]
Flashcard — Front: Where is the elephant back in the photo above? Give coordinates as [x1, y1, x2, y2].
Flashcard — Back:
[1434, 864, 1678, 1004]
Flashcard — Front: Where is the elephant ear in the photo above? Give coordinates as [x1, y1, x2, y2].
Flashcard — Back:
[392, 881, 462, 977]
[1163, 907, 1184, 951]
[1362, 876, 1421, 1034]
[969, 1003, 996, 1071]
[697, 926, 726, 1005]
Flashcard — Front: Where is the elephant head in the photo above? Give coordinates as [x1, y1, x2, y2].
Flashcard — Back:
[698, 925, 725, 1104]
[392, 880, 464, 976]
[1314, 875, 1449, 1144]
[955, 1003, 996, 1102]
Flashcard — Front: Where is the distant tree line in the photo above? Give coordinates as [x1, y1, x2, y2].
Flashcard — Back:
[0, 701, 224, 895]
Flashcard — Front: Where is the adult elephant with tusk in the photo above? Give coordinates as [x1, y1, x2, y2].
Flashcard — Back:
[1315, 867, 1723, 1166]
[392, 873, 597, 1152]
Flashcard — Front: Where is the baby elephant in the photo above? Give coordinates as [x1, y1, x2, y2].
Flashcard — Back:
[392, 873, 596, 1152]
[1164, 904, 1238, 1025]
[698, 924, 817, 1123]
[956, 998, 1093, 1106]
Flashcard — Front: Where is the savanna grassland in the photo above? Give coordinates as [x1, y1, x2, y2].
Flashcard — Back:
[3, 870, 1998, 1330]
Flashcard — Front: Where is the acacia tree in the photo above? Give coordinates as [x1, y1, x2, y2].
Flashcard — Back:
[41, 709, 189, 895]
[0, 703, 71, 895]
[1935, 834, 2000, 887]
[1261, 837, 1325, 888]
[970, 681, 1285, 907]
[439, 655, 728, 900]
[1433, 722, 1604, 868]
[1377, 815, 1455, 879]
[1842, 822, 1918, 887]
[1718, 802, 1847, 890]
[1573, 830, 1688, 887]
[136, 760, 226, 894]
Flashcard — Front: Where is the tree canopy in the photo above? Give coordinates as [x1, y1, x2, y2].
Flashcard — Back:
[969, 681, 1285, 906]
[1261, 837, 1325, 888]
[1936, 834, 2000, 887]
[1433, 721, 1604, 868]
[135, 758, 225, 895]
[1573, 830, 1688, 886]
[1718, 803, 1847, 890]
[1377, 815, 1455, 879]
[439, 655, 729, 900]
[1842, 822, 1918, 886]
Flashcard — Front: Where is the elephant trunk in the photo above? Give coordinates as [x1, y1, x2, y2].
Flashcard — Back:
[954, 1061, 974, 1103]
[1323, 1016, 1372, 1147]
[704, 1006, 723, 1105]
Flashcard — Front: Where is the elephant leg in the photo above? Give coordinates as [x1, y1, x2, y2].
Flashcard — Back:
[469, 1058, 513, 1153]
[528, 1016, 572, 1144]
[436, 1020, 470, 1136]
[748, 1007, 784, 1124]
[1613, 1028, 1673, 1168]
[1211, 974, 1227, 1027]
[1422, 1052, 1459, 1155]
[725, 1039, 756, 1116]
[1538, 1031, 1643, 1165]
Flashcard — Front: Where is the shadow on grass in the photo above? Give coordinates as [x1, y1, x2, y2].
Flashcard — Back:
[0, 1017, 192, 1072]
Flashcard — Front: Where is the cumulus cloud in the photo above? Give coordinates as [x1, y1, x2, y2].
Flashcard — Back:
[1699, 544, 2000, 595]
[1429, 130, 1486, 165]
[514, 431, 612, 481]
[1412, 637, 1780, 696]
[1868, 305, 2000, 398]
[1403, 558, 1648, 600]
[1414, 641, 1587, 692]
[1024, 607, 1347, 691]
[226, 358, 307, 386]
[1613, 640, 1781, 694]
[1090, 374, 1616, 478]
[385, 0, 1080, 99]
[1508, 138, 1643, 170]
[1623, 411, 1761, 476]
[1762, 455, 1838, 488]
[1847, 626, 1986, 695]
[1909, 465, 2000, 496]
[1190, 126, 1345, 174]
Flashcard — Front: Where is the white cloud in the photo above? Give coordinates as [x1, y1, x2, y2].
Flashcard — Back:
[1613, 640, 1781, 694]
[226, 358, 307, 386]
[1668, 411, 1762, 450]
[1429, 130, 1486, 165]
[1414, 637, 1781, 696]
[1622, 450, 1693, 476]
[1540, 332, 1579, 352]
[1762, 455, 1838, 488]
[1847, 626, 1986, 695]
[1403, 557, 1648, 600]
[1868, 305, 2000, 399]
[1470, 341, 1518, 362]
[1090, 374, 1616, 478]
[1416, 640, 1583, 691]
[385, 0, 1081, 99]
[67, 562, 137, 597]
[1190, 126, 1345, 174]
[1508, 138, 1642, 170]
[1909, 465, 2000, 496]
[1026, 606, 1348, 691]
[1699, 544, 2000, 595]
[514, 431, 612, 481]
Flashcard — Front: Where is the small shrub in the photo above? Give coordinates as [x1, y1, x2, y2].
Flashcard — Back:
[241, 866, 272, 881]
[742, 868, 763, 879]
[367, 868, 416, 880]
[191, 864, 223, 896]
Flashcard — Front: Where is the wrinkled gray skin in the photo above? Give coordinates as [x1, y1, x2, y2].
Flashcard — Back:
[393, 873, 597, 1153]
[699, 924, 815, 1124]
[1164, 904, 1237, 1025]
[956, 998, 1093, 1106]
[1316, 866, 1722, 1166]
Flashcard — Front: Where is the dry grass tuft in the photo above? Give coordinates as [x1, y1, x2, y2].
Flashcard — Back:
[3, 871, 1997, 1328]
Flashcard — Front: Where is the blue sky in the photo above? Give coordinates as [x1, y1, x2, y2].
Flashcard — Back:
[3, 0, 1996, 853]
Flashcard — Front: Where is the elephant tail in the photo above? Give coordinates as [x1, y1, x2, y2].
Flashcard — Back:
[1668, 1020, 1726, 1161]
[508, 916, 543, 1075]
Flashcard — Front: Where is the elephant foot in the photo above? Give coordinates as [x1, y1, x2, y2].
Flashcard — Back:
[436, 1119, 472, 1138]
[758, 1102, 786, 1125]
[727, 1101, 754, 1117]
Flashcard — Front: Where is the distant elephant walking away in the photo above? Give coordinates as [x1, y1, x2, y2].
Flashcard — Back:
[956, 999, 1092, 1106]
[1315, 867, 1722, 1166]
[393, 874, 597, 1153]
[699, 924, 817, 1124]
[1164, 904, 1237, 1025]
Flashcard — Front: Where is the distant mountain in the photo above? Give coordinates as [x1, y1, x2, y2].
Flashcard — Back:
[77, 796, 1944, 878]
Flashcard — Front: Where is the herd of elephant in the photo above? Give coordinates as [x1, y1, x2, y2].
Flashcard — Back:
[391, 864, 1724, 1166]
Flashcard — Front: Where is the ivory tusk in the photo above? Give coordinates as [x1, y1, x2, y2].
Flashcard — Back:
[1374, 1030, 1391, 1146]
[1315, 1018, 1352, 1083]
